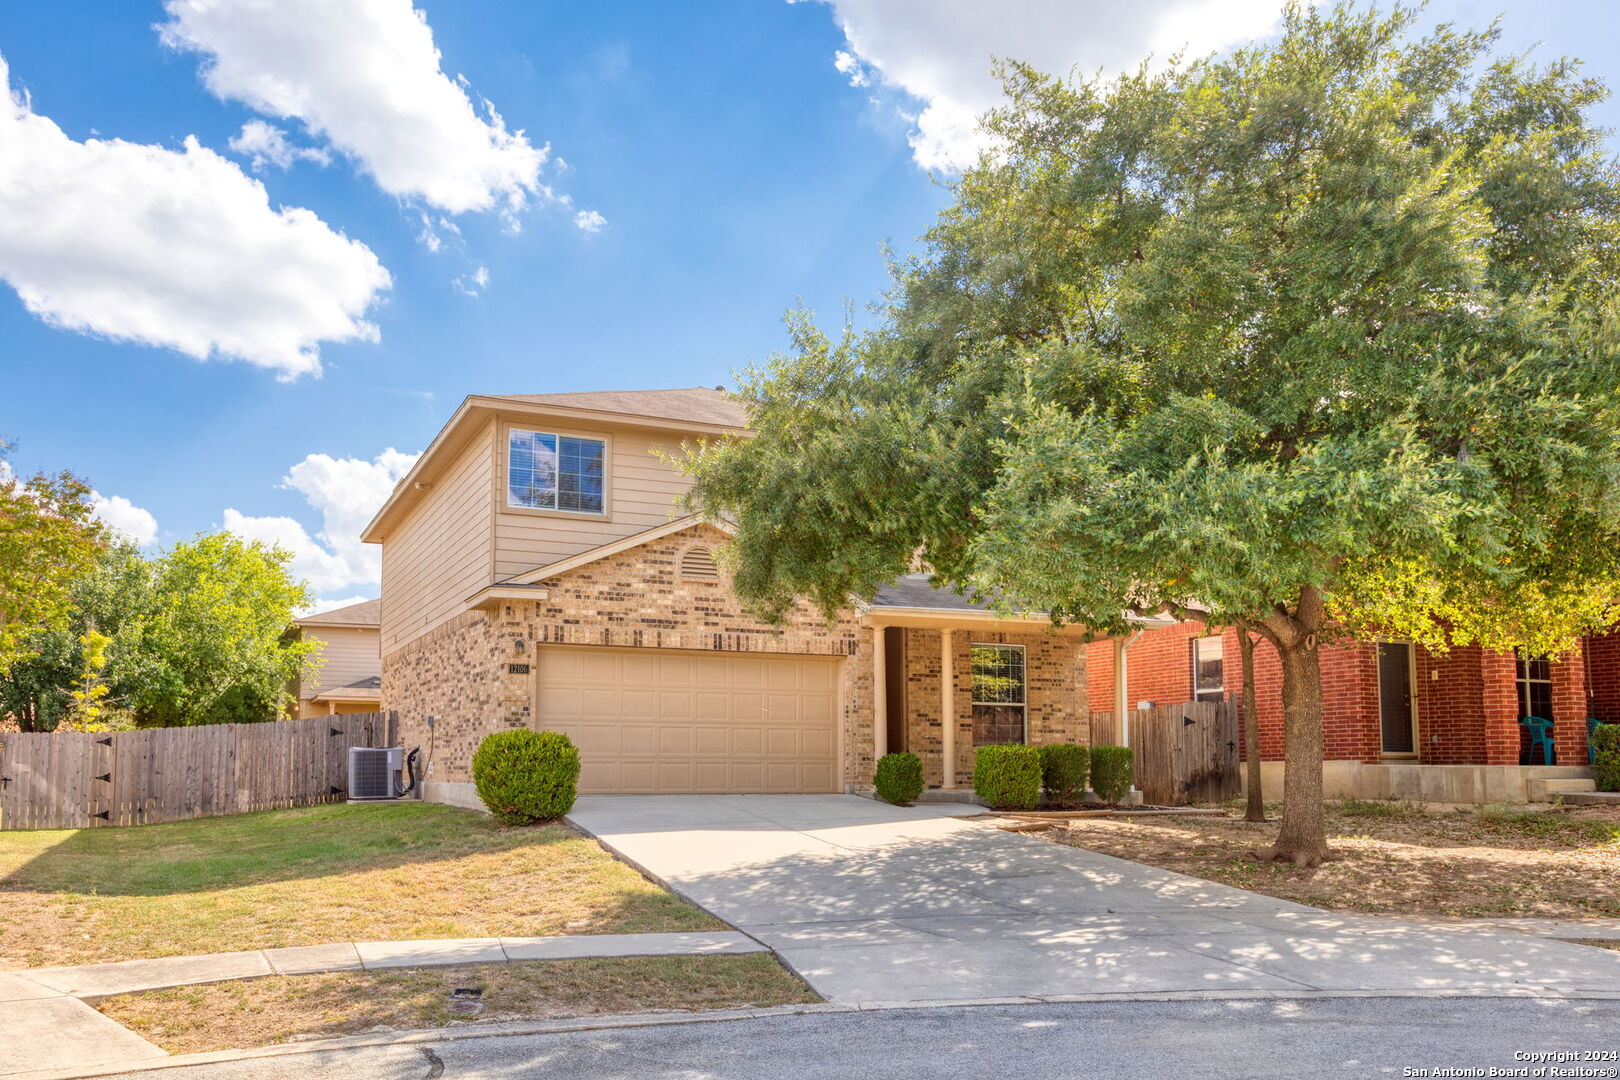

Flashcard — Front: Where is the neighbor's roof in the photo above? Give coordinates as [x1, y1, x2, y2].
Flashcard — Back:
[295, 598, 381, 628]
[341, 675, 382, 690]
[869, 575, 997, 613]
[486, 387, 747, 429]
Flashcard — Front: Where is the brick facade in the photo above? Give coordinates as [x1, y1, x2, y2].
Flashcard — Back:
[1085, 619, 1611, 766]
[383, 523, 1092, 790]
[894, 628, 1089, 789]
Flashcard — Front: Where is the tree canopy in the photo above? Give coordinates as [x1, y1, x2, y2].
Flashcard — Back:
[681, 4, 1620, 863]
[0, 534, 319, 730]
[0, 441, 104, 672]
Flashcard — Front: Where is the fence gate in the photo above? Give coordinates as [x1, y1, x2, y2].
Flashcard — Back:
[1089, 700, 1240, 806]
[0, 712, 397, 830]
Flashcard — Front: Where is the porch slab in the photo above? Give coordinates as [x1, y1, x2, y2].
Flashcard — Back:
[1244, 761, 1598, 804]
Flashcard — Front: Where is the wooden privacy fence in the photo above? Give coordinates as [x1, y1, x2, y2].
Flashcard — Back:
[0, 711, 397, 830]
[1090, 699, 1240, 806]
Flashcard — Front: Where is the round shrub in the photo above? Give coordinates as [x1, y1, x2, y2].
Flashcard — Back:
[874, 752, 924, 806]
[1038, 744, 1089, 808]
[972, 744, 1041, 810]
[472, 729, 581, 824]
[1089, 744, 1134, 805]
[1594, 723, 1620, 792]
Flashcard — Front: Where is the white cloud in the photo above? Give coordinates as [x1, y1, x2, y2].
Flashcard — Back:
[223, 448, 418, 597]
[0, 53, 391, 379]
[160, 0, 552, 219]
[574, 209, 606, 233]
[227, 119, 330, 171]
[91, 493, 159, 547]
[801, 0, 1284, 170]
[453, 265, 489, 297]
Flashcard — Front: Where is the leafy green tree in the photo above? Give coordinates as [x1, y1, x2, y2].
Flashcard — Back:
[0, 441, 104, 673]
[120, 533, 317, 727]
[0, 541, 155, 731]
[682, 5, 1620, 864]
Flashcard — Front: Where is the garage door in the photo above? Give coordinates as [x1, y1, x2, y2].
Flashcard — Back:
[534, 646, 840, 794]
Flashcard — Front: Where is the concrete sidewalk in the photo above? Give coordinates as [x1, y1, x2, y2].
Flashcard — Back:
[567, 794, 1620, 1005]
[0, 931, 761, 1075]
[15, 931, 763, 999]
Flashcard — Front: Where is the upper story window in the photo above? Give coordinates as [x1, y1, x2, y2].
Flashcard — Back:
[507, 429, 605, 514]
[1192, 636, 1224, 702]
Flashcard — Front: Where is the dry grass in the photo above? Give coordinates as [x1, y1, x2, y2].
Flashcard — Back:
[0, 803, 719, 969]
[97, 955, 820, 1054]
[1048, 799, 1620, 919]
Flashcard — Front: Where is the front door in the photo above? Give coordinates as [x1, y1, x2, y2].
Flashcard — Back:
[1378, 642, 1416, 755]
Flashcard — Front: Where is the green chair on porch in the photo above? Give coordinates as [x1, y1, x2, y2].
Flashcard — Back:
[1520, 716, 1556, 766]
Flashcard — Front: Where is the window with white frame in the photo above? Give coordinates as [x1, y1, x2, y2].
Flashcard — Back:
[1192, 636, 1225, 702]
[1515, 649, 1552, 719]
[971, 644, 1026, 745]
[507, 428, 605, 514]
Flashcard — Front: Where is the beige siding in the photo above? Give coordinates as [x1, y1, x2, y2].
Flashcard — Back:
[380, 420, 497, 654]
[300, 626, 380, 699]
[492, 425, 694, 580]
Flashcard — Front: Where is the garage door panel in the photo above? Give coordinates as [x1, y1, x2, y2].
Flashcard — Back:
[694, 727, 730, 755]
[536, 646, 838, 794]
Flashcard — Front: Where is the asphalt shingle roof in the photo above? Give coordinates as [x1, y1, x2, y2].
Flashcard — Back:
[490, 387, 746, 428]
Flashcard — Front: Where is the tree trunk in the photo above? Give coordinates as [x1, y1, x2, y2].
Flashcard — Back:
[1250, 584, 1330, 867]
[1238, 621, 1266, 823]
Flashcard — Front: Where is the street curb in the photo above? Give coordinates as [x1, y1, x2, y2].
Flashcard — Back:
[15, 987, 1620, 1080]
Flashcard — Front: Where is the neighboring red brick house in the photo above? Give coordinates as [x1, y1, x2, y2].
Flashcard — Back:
[1086, 621, 1610, 801]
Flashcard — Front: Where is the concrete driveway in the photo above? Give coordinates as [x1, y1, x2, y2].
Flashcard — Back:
[567, 795, 1620, 1004]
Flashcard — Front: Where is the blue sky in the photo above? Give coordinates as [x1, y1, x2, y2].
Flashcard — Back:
[1, 1, 1616, 611]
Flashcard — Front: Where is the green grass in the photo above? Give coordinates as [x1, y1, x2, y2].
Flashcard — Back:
[0, 802, 719, 969]
[99, 955, 821, 1055]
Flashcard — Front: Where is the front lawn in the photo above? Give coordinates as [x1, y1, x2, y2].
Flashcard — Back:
[97, 955, 819, 1054]
[1049, 800, 1620, 919]
[0, 802, 720, 969]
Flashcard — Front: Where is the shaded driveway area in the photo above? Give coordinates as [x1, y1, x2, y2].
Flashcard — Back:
[567, 795, 1620, 1004]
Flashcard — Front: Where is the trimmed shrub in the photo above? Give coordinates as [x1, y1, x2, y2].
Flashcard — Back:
[1595, 723, 1620, 792]
[1038, 744, 1089, 808]
[1089, 744, 1134, 805]
[873, 752, 925, 806]
[973, 744, 1042, 810]
[472, 729, 581, 824]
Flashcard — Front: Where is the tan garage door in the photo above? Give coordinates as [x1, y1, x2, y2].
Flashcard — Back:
[535, 646, 840, 794]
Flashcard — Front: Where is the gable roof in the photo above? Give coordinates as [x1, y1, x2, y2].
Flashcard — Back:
[295, 598, 381, 628]
[507, 515, 733, 586]
[362, 387, 749, 544]
[487, 387, 746, 429]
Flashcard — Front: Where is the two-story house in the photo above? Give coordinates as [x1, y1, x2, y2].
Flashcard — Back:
[360, 387, 1095, 805]
[288, 599, 382, 717]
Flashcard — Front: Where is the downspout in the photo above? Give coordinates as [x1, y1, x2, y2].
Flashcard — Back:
[1113, 628, 1146, 752]
[1114, 626, 1148, 799]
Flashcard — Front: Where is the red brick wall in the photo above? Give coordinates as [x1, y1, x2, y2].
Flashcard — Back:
[1586, 632, 1620, 724]
[1085, 622, 1376, 762]
[1087, 624, 1605, 767]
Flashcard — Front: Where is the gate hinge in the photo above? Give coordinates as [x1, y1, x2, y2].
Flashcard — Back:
[96, 773, 112, 783]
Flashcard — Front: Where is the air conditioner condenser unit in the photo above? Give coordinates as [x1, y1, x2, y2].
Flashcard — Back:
[348, 746, 420, 801]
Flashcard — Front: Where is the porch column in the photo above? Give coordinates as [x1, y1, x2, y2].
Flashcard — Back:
[1481, 651, 1520, 765]
[872, 626, 888, 764]
[1552, 643, 1590, 766]
[940, 628, 956, 789]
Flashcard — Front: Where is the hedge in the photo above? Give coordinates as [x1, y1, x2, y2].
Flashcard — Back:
[471, 729, 581, 824]
[1038, 744, 1089, 808]
[1595, 723, 1620, 792]
[1089, 744, 1134, 805]
[874, 752, 925, 806]
[973, 744, 1042, 810]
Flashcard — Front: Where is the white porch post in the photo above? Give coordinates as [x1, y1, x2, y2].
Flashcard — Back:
[1113, 636, 1129, 749]
[872, 626, 888, 763]
[940, 628, 956, 789]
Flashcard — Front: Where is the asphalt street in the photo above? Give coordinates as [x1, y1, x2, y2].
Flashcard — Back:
[97, 996, 1620, 1080]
